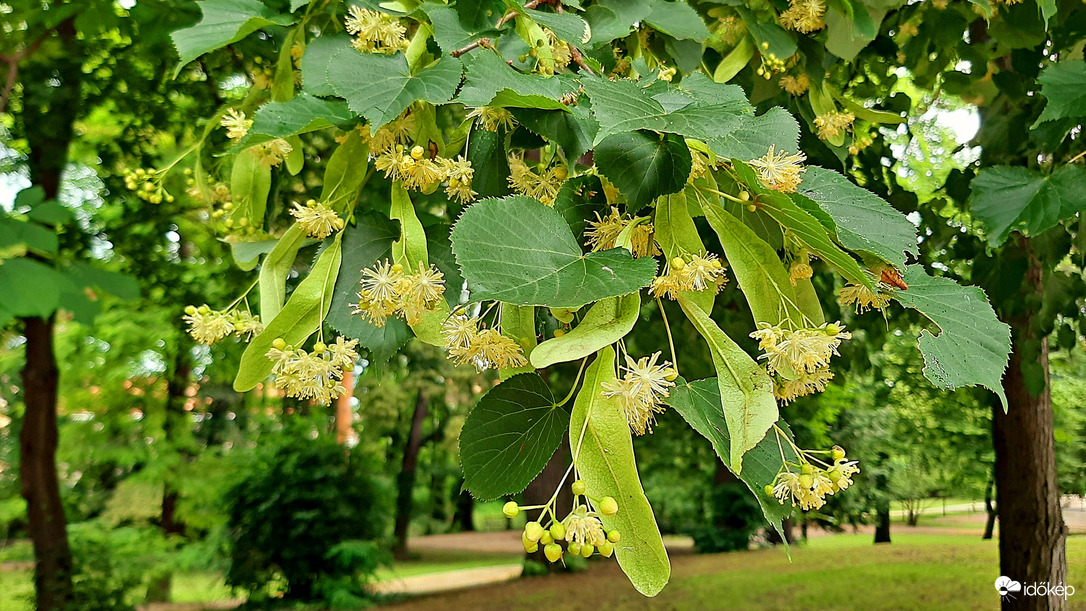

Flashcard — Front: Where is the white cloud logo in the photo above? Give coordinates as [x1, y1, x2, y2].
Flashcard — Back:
[995, 576, 1022, 599]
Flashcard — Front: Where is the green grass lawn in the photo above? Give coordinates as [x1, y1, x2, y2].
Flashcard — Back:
[375, 552, 521, 580]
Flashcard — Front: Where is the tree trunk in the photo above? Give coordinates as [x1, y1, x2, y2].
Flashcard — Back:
[393, 390, 428, 560]
[453, 482, 475, 532]
[146, 349, 192, 603]
[523, 437, 572, 572]
[19, 315, 73, 611]
[993, 330, 1067, 610]
[335, 369, 355, 444]
[874, 500, 891, 544]
[17, 16, 82, 611]
[984, 475, 997, 541]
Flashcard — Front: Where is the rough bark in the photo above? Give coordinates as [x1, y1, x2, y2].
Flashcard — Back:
[874, 450, 891, 544]
[523, 437, 573, 572]
[453, 482, 475, 532]
[19, 315, 73, 611]
[993, 333, 1067, 610]
[393, 390, 429, 560]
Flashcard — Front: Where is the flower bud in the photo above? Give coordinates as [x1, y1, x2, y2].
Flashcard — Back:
[800, 463, 814, 475]
[825, 323, 841, 335]
[543, 543, 563, 563]
[571, 480, 586, 495]
[524, 521, 545, 542]
[568, 542, 581, 556]
[272, 338, 287, 350]
[410, 145, 425, 160]
[764, 484, 775, 496]
[313, 342, 326, 353]
[522, 532, 538, 553]
[540, 532, 554, 545]
[502, 501, 519, 518]
[580, 544, 594, 558]
[799, 473, 814, 489]
[598, 541, 615, 557]
[550, 523, 566, 541]
[185, 305, 197, 315]
[831, 445, 846, 461]
[671, 257, 686, 270]
[553, 329, 566, 338]
[607, 530, 621, 543]
[599, 496, 619, 516]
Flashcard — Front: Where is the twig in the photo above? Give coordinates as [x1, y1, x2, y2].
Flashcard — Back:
[0, 30, 50, 114]
[554, 4, 597, 75]
[448, 0, 545, 58]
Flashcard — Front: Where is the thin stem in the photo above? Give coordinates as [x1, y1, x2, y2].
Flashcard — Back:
[556, 357, 589, 406]
[656, 296, 679, 373]
[225, 277, 261, 310]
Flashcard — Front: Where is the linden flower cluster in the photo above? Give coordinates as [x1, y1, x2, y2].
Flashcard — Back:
[345, 6, 408, 54]
[441, 314, 528, 372]
[503, 480, 622, 563]
[601, 352, 678, 435]
[767, 445, 860, 511]
[183, 305, 264, 345]
[838, 283, 892, 313]
[814, 111, 856, 140]
[649, 254, 728, 300]
[220, 109, 252, 142]
[584, 207, 660, 258]
[789, 252, 814, 285]
[780, 0, 827, 33]
[266, 337, 359, 403]
[351, 259, 446, 327]
[466, 106, 517, 132]
[779, 73, 810, 96]
[123, 168, 174, 204]
[375, 145, 476, 203]
[290, 199, 344, 239]
[750, 321, 851, 403]
[256, 139, 293, 167]
[360, 113, 415, 153]
[749, 146, 807, 193]
[508, 156, 567, 205]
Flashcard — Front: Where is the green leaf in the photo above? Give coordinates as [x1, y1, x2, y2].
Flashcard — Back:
[170, 0, 293, 76]
[300, 35, 355, 97]
[731, 161, 870, 288]
[0, 217, 57, 255]
[709, 107, 800, 160]
[969, 165, 1086, 247]
[229, 147, 272, 230]
[66, 262, 140, 301]
[459, 373, 568, 500]
[25, 200, 72, 225]
[390, 182, 448, 346]
[701, 203, 805, 327]
[465, 126, 511, 198]
[511, 102, 598, 160]
[235, 233, 342, 392]
[552, 175, 607, 240]
[644, 0, 710, 42]
[524, 8, 590, 44]
[570, 347, 670, 596]
[735, 7, 796, 60]
[498, 303, 537, 379]
[1034, 60, 1086, 125]
[227, 237, 281, 271]
[677, 295, 777, 472]
[326, 213, 412, 362]
[450, 196, 657, 308]
[796, 166, 917, 269]
[250, 93, 355, 139]
[530, 292, 639, 368]
[823, 4, 884, 62]
[595, 131, 691, 208]
[459, 52, 577, 108]
[0, 259, 63, 318]
[319, 129, 371, 212]
[892, 266, 1011, 409]
[419, 3, 501, 53]
[258, 224, 306, 323]
[668, 378, 797, 535]
[329, 53, 461, 129]
[713, 36, 756, 84]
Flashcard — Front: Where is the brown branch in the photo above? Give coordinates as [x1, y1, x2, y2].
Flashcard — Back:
[554, 4, 596, 75]
[448, 0, 545, 58]
[0, 30, 51, 114]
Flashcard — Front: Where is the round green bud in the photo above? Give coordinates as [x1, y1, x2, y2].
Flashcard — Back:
[502, 501, 519, 518]
[825, 323, 841, 335]
[553, 329, 566, 338]
[549, 523, 566, 541]
[543, 543, 563, 563]
[607, 530, 621, 543]
[761, 41, 770, 50]
[524, 521, 545, 542]
[800, 463, 814, 475]
[831, 445, 846, 461]
[522, 532, 537, 553]
[764, 484, 775, 496]
[568, 542, 581, 556]
[410, 145, 425, 160]
[799, 473, 814, 489]
[739, 190, 751, 201]
[671, 256, 686, 270]
[184, 305, 197, 315]
[598, 541, 615, 557]
[599, 496, 619, 516]
[313, 342, 326, 354]
[571, 480, 587, 495]
[540, 532, 554, 545]
[272, 338, 287, 350]
[580, 544, 594, 558]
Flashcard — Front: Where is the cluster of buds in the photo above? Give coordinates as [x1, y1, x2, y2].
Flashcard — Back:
[183, 305, 263, 345]
[766, 445, 860, 511]
[503, 479, 622, 563]
[123, 168, 174, 204]
[755, 43, 790, 79]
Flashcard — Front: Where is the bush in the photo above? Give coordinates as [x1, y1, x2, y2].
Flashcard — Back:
[224, 434, 391, 605]
[688, 481, 763, 553]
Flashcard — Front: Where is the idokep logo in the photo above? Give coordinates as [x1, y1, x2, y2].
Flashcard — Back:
[995, 576, 1075, 601]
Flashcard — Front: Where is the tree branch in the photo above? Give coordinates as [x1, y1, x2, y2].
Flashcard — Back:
[449, 0, 545, 58]
[0, 30, 51, 114]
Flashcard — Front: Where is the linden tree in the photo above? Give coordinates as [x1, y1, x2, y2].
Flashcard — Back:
[166, 0, 1011, 596]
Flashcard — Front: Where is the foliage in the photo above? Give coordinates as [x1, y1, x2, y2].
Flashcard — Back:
[223, 433, 391, 604]
[164, 0, 1032, 595]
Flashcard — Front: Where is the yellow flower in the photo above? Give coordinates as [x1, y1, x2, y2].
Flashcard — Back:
[584, 207, 627, 252]
[774, 369, 834, 404]
[838, 283, 892, 313]
[290, 200, 344, 239]
[563, 506, 607, 547]
[649, 255, 726, 299]
[232, 310, 264, 339]
[749, 146, 807, 193]
[360, 259, 404, 304]
[183, 305, 234, 345]
[436, 156, 476, 203]
[257, 139, 293, 167]
[508, 156, 565, 205]
[221, 109, 252, 141]
[753, 322, 851, 375]
[345, 6, 408, 54]
[363, 113, 415, 153]
[265, 337, 357, 403]
[467, 106, 517, 132]
[398, 261, 446, 305]
[789, 260, 813, 285]
[601, 352, 677, 435]
[814, 111, 856, 140]
[779, 74, 810, 96]
[780, 0, 827, 33]
[442, 314, 480, 351]
[476, 329, 529, 370]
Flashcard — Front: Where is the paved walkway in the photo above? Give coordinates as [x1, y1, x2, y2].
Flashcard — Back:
[370, 564, 524, 596]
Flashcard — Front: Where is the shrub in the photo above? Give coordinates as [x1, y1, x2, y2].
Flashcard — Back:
[688, 481, 763, 554]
